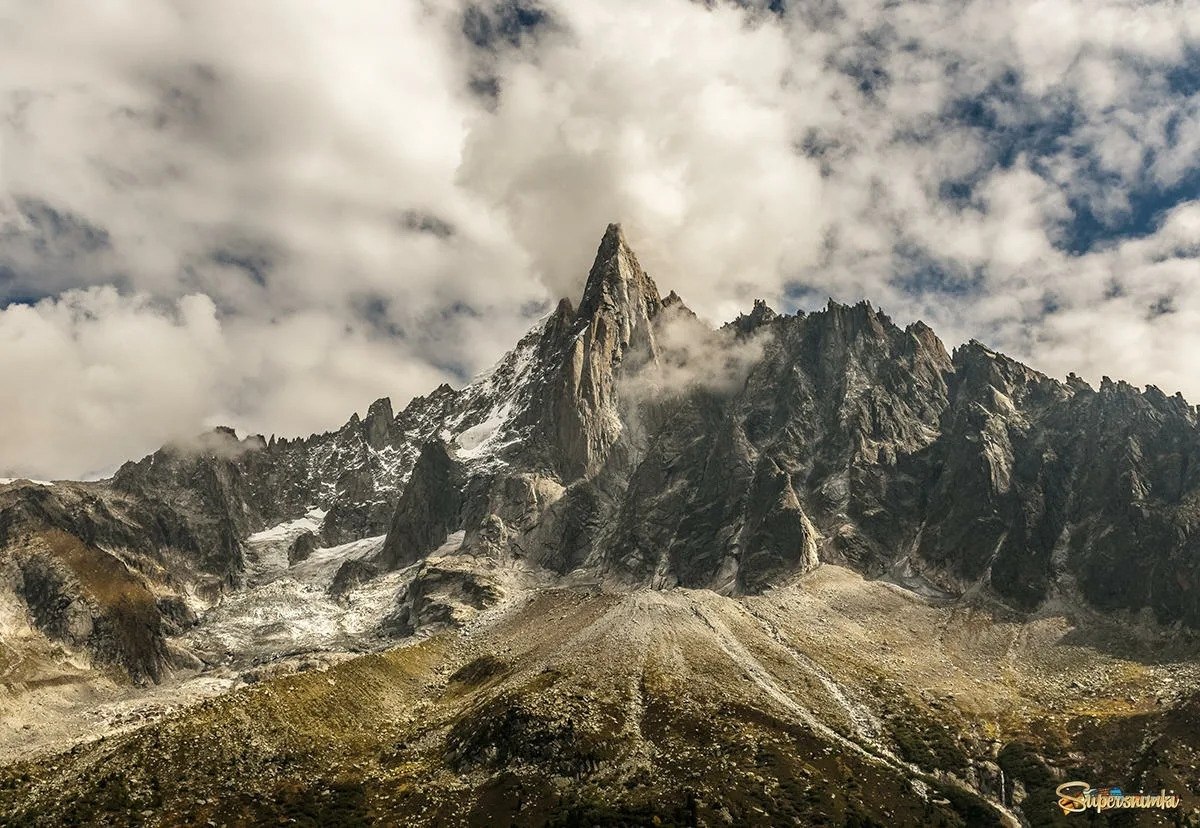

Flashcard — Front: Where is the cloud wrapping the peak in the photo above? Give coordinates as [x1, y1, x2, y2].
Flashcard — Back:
[2, 0, 1200, 477]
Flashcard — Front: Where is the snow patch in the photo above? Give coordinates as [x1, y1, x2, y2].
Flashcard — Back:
[454, 405, 514, 460]
[443, 325, 543, 468]
[242, 507, 327, 585]
[432, 530, 466, 556]
[289, 534, 385, 584]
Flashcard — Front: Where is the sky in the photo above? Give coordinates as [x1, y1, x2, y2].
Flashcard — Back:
[2, 0, 1200, 479]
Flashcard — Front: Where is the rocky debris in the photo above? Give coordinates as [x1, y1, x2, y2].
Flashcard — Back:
[7, 573, 1199, 826]
[285, 530, 318, 565]
[327, 559, 381, 602]
[175, 534, 403, 672]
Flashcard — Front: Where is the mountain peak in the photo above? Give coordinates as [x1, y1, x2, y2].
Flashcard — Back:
[538, 225, 665, 479]
[363, 397, 395, 448]
[575, 222, 662, 325]
[728, 298, 779, 335]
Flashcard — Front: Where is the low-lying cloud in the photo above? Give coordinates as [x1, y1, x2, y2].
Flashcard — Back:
[619, 307, 770, 407]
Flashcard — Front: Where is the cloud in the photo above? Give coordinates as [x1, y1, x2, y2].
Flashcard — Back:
[619, 305, 770, 407]
[458, 0, 827, 322]
[0, 288, 447, 478]
[0, 289, 227, 478]
[2, 0, 1200, 478]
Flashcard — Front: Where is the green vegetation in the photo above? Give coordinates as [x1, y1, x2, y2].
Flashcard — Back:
[879, 697, 970, 775]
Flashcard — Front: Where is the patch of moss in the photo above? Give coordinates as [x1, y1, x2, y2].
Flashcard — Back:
[882, 706, 970, 775]
[446, 653, 509, 691]
[546, 790, 700, 827]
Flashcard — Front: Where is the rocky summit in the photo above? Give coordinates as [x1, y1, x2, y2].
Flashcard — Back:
[2, 225, 1200, 826]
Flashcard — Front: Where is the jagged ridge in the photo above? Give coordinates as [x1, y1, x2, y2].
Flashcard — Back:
[4, 224, 1200, 687]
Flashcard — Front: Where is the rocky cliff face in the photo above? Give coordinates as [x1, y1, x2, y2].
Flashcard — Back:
[4, 224, 1200, 686]
[0, 482, 205, 683]
[551, 222, 663, 479]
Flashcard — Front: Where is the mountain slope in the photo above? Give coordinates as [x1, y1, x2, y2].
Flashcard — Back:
[3, 566, 1198, 826]
[5, 222, 1200, 681]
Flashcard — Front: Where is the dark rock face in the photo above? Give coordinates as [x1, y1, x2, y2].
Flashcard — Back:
[362, 397, 395, 449]
[287, 531, 319, 565]
[379, 441, 465, 569]
[154, 594, 199, 635]
[111, 434, 254, 584]
[914, 343, 1073, 605]
[328, 558, 381, 601]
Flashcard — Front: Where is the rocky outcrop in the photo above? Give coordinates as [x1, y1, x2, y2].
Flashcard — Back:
[0, 479, 220, 682]
[3, 526, 191, 684]
[380, 561, 505, 637]
[727, 297, 778, 336]
[327, 558, 381, 602]
[378, 441, 466, 569]
[287, 530, 318, 565]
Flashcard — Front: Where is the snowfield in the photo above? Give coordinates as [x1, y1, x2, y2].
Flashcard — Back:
[183, 513, 412, 668]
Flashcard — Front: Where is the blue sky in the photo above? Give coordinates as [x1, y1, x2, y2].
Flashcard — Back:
[2, 0, 1200, 478]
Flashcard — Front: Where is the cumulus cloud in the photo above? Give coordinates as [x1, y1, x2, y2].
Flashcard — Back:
[0, 289, 227, 478]
[2, 0, 1200, 478]
[458, 0, 826, 321]
[0, 288, 446, 478]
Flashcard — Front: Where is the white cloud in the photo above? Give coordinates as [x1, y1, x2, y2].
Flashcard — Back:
[0, 289, 226, 478]
[2, 0, 1200, 478]
[0, 288, 448, 479]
